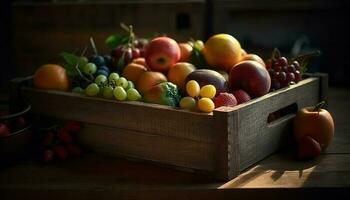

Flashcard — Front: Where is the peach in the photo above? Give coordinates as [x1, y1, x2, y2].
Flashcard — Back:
[122, 63, 148, 83]
[136, 71, 167, 95]
[132, 57, 149, 70]
[240, 54, 266, 67]
[178, 43, 193, 62]
[167, 62, 196, 93]
[143, 82, 181, 107]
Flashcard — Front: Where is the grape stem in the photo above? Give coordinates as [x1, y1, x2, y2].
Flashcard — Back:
[313, 101, 326, 112]
[75, 46, 93, 83]
[90, 37, 98, 55]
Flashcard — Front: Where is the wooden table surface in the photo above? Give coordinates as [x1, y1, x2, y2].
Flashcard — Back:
[1, 87, 350, 199]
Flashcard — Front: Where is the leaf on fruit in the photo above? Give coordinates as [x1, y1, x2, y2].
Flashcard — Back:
[189, 48, 207, 69]
[60, 52, 87, 77]
[105, 34, 129, 49]
[292, 50, 321, 74]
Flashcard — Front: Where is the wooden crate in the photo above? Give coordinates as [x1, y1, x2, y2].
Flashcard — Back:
[11, 74, 327, 180]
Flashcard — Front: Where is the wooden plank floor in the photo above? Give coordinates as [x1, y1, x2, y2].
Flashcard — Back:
[1, 87, 350, 199]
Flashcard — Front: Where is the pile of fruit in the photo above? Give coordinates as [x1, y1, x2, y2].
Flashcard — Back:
[32, 24, 315, 114]
[40, 121, 83, 162]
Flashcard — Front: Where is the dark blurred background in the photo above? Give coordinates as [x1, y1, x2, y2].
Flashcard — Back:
[1, 0, 350, 94]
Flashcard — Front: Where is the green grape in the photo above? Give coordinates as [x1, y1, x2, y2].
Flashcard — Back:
[85, 83, 100, 96]
[108, 72, 120, 83]
[72, 86, 84, 94]
[199, 85, 216, 99]
[115, 77, 128, 89]
[198, 97, 215, 113]
[82, 63, 97, 75]
[180, 96, 196, 110]
[102, 86, 114, 99]
[125, 80, 135, 91]
[113, 86, 127, 101]
[194, 40, 204, 51]
[95, 74, 107, 85]
[186, 80, 200, 97]
[127, 88, 141, 101]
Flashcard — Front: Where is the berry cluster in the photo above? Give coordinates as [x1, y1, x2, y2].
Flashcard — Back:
[266, 54, 302, 91]
[40, 121, 83, 162]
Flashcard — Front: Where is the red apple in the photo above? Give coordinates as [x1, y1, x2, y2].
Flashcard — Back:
[145, 37, 181, 73]
[294, 102, 335, 150]
[229, 61, 271, 98]
[0, 123, 10, 137]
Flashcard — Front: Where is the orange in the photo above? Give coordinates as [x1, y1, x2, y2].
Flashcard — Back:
[122, 63, 148, 83]
[33, 64, 69, 91]
[136, 71, 167, 95]
[132, 57, 149, 70]
[178, 43, 193, 62]
[202, 34, 242, 72]
[167, 62, 195, 93]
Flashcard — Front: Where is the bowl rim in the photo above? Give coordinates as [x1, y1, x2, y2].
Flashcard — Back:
[0, 104, 31, 121]
[0, 125, 31, 139]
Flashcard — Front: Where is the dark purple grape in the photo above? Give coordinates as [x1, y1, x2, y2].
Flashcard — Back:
[132, 48, 140, 59]
[293, 60, 300, 70]
[282, 65, 288, 72]
[294, 70, 302, 83]
[90, 55, 105, 67]
[103, 55, 113, 68]
[273, 63, 282, 72]
[271, 81, 281, 90]
[286, 72, 295, 82]
[123, 47, 133, 64]
[278, 71, 287, 82]
[287, 64, 296, 73]
[96, 69, 109, 77]
[111, 46, 124, 58]
[277, 57, 288, 66]
[98, 66, 110, 74]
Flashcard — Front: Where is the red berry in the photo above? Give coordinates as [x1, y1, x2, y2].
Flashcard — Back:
[213, 93, 237, 108]
[53, 145, 68, 160]
[64, 121, 81, 132]
[297, 136, 322, 160]
[57, 128, 73, 144]
[0, 123, 10, 137]
[43, 149, 54, 162]
[232, 90, 251, 104]
[66, 144, 83, 157]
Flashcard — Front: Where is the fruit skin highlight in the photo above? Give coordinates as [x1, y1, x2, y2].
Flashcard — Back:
[33, 64, 70, 91]
[143, 82, 181, 107]
[202, 34, 242, 72]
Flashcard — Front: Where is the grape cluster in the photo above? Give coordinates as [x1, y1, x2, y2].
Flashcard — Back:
[266, 56, 302, 91]
[110, 38, 148, 72]
[180, 80, 217, 113]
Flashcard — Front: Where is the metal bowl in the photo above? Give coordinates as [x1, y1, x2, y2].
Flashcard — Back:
[0, 104, 32, 164]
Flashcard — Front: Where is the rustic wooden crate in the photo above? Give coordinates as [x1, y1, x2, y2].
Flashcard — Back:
[11, 74, 327, 180]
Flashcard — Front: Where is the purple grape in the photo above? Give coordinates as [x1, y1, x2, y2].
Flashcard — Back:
[294, 70, 302, 83]
[277, 57, 288, 66]
[287, 64, 296, 73]
[273, 64, 282, 72]
[278, 71, 287, 82]
[293, 60, 300, 70]
[286, 72, 295, 82]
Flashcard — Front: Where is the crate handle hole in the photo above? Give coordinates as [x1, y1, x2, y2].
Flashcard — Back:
[267, 103, 298, 125]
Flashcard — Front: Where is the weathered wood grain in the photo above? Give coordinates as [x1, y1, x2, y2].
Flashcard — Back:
[14, 76, 325, 180]
[77, 123, 214, 171]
